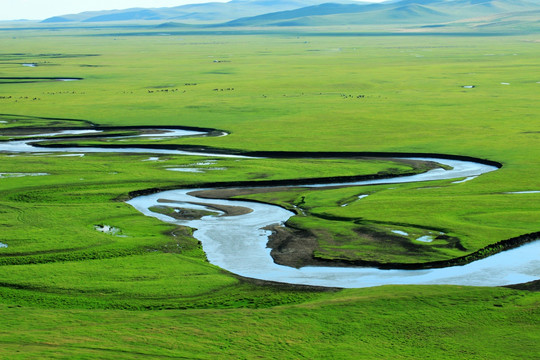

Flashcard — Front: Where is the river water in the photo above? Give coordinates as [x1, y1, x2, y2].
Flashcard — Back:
[127, 159, 540, 288]
[2, 127, 539, 288]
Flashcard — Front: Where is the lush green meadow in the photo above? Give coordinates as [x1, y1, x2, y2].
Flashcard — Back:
[0, 24, 539, 358]
[1, 286, 538, 359]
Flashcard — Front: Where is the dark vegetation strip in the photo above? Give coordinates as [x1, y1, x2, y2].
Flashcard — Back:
[0, 113, 94, 126]
[0, 77, 83, 84]
[34, 142, 241, 154]
[0, 77, 83, 80]
[243, 150, 503, 168]
[92, 124, 225, 134]
[0, 116, 224, 138]
[0, 53, 99, 58]
[0, 280, 330, 310]
[35, 142, 503, 168]
[13, 118, 500, 168]
[308, 231, 540, 270]
[15, 127, 224, 140]
[0, 245, 99, 258]
[0, 247, 149, 266]
[0, 116, 95, 135]
[122, 147, 501, 197]
[126, 170, 420, 198]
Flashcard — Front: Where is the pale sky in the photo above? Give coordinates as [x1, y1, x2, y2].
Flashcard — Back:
[0, 0, 228, 21]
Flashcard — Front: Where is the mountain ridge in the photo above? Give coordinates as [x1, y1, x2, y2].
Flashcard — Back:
[222, 0, 540, 26]
[41, 0, 365, 23]
[39, 0, 540, 29]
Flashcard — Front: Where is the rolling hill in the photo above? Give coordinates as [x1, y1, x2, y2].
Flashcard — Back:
[222, 0, 540, 26]
[39, 0, 540, 30]
[41, 0, 365, 23]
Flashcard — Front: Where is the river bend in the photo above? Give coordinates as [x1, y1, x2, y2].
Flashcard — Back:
[1, 126, 538, 288]
[127, 158, 540, 288]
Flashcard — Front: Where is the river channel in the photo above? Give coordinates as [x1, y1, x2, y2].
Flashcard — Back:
[1, 127, 539, 288]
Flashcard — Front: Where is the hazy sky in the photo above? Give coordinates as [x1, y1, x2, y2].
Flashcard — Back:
[1, 0, 229, 21]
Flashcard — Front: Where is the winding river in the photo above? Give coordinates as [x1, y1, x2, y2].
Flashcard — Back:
[1, 126, 539, 288]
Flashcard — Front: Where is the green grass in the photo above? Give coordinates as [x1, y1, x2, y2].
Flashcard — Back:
[241, 177, 540, 264]
[0, 152, 408, 258]
[0, 286, 538, 359]
[0, 24, 539, 358]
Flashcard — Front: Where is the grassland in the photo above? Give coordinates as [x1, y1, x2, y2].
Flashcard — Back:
[0, 24, 539, 358]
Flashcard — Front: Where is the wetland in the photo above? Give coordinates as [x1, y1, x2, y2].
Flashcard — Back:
[0, 25, 538, 359]
[4, 126, 538, 288]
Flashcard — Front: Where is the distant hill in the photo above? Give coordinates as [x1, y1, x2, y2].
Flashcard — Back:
[41, 0, 364, 23]
[39, 0, 540, 29]
[449, 8, 540, 30]
[82, 10, 163, 22]
[223, 0, 540, 26]
[41, 16, 73, 23]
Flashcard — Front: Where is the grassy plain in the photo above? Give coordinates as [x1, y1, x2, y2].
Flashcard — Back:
[0, 24, 539, 358]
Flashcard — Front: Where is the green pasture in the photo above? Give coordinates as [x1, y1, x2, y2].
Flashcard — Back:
[0, 25, 539, 358]
[1, 286, 538, 359]
[242, 177, 540, 265]
[0, 152, 408, 259]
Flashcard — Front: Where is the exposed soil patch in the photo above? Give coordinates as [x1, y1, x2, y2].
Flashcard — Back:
[505, 279, 540, 292]
[265, 225, 319, 268]
[265, 224, 428, 269]
[187, 201, 253, 216]
[158, 198, 253, 217]
[351, 226, 434, 252]
[266, 223, 470, 270]
[150, 205, 219, 220]
[434, 234, 466, 251]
